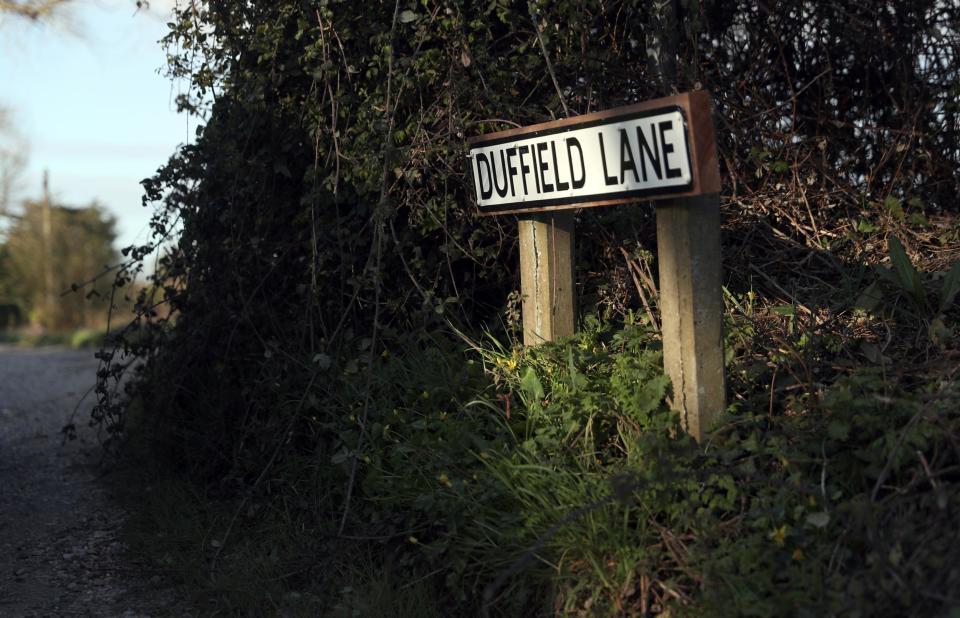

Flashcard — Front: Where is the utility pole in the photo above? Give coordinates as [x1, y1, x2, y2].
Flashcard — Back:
[42, 169, 54, 330]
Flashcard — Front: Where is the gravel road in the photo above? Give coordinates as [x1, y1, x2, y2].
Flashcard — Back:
[0, 345, 187, 617]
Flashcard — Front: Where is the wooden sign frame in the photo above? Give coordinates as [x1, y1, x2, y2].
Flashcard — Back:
[467, 91, 719, 216]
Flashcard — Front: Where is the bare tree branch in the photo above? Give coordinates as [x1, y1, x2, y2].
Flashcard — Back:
[0, 0, 71, 21]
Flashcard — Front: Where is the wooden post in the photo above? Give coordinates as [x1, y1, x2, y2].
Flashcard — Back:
[467, 92, 726, 436]
[656, 194, 725, 440]
[519, 211, 575, 345]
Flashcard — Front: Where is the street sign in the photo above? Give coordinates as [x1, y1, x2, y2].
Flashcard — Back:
[468, 91, 719, 216]
[466, 90, 725, 441]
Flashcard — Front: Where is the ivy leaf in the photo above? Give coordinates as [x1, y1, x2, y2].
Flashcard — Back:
[827, 420, 849, 441]
[806, 511, 830, 528]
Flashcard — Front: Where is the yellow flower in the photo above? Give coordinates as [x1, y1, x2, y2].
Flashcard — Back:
[505, 358, 517, 371]
[438, 473, 453, 487]
[792, 548, 805, 561]
[770, 525, 788, 546]
[421, 390, 430, 399]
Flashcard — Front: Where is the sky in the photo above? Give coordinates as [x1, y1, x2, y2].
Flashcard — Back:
[0, 0, 189, 250]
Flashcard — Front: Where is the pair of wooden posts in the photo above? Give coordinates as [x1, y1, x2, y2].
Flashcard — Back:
[469, 91, 724, 440]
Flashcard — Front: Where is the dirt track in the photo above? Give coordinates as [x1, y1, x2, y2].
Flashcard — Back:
[0, 345, 186, 617]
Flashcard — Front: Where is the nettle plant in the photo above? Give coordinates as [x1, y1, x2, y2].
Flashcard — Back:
[856, 235, 960, 346]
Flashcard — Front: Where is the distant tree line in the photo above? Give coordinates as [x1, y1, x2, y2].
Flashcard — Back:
[1, 105, 121, 332]
[0, 194, 119, 331]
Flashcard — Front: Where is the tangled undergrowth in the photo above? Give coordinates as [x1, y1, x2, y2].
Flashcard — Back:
[81, 1, 960, 616]
[112, 308, 960, 617]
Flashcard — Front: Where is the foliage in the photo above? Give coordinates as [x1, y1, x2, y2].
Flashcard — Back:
[855, 235, 960, 347]
[115, 319, 960, 616]
[90, 0, 960, 615]
[0, 326, 105, 348]
[0, 199, 119, 330]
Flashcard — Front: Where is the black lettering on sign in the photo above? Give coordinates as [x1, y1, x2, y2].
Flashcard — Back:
[492, 150, 508, 198]
[551, 141, 569, 191]
[566, 137, 585, 189]
[619, 128, 639, 184]
[659, 120, 682, 179]
[470, 102, 696, 212]
[518, 145, 531, 195]
[537, 141, 553, 192]
[506, 146, 518, 196]
[636, 123, 661, 182]
[598, 133, 617, 186]
[531, 143, 542, 192]
[475, 152, 492, 200]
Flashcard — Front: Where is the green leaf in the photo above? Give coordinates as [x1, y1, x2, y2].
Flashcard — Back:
[888, 543, 903, 566]
[827, 420, 850, 441]
[883, 196, 904, 221]
[771, 304, 796, 317]
[939, 261, 960, 313]
[928, 317, 952, 347]
[567, 349, 588, 390]
[887, 236, 925, 304]
[854, 281, 884, 313]
[520, 367, 544, 401]
[399, 9, 418, 23]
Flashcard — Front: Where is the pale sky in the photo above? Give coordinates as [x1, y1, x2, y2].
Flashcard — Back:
[0, 0, 189, 250]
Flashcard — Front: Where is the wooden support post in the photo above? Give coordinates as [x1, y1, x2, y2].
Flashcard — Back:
[656, 193, 726, 440]
[519, 211, 575, 346]
[468, 91, 725, 438]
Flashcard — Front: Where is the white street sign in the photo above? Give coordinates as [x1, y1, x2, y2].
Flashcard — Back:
[469, 106, 693, 214]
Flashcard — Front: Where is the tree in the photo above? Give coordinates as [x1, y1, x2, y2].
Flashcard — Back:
[1, 198, 118, 330]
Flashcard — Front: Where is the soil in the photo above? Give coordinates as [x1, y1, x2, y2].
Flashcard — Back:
[0, 345, 189, 617]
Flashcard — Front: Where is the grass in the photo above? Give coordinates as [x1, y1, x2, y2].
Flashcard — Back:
[113, 471, 446, 617]
[110, 395, 447, 618]
[0, 327, 107, 349]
